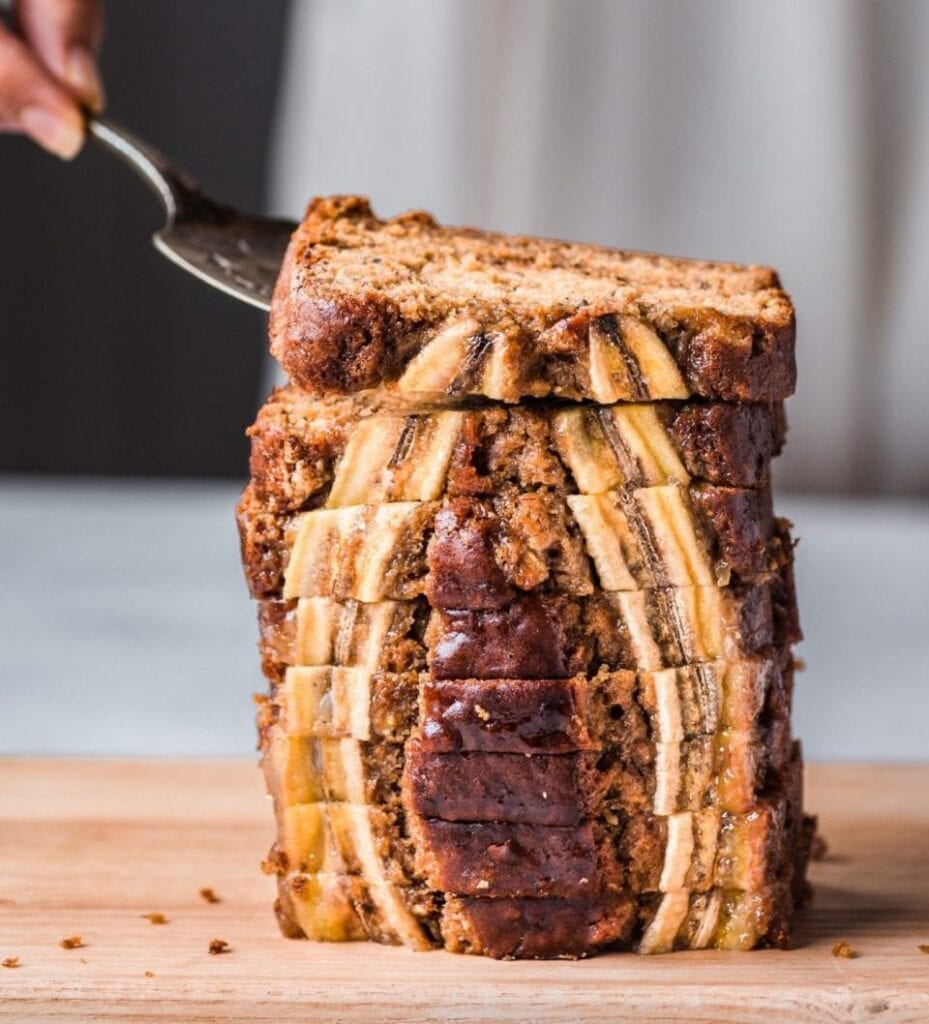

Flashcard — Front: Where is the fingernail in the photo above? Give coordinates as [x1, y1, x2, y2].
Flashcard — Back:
[64, 47, 105, 112]
[21, 106, 84, 160]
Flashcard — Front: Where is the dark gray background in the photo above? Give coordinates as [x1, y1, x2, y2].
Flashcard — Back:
[0, 1, 287, 477]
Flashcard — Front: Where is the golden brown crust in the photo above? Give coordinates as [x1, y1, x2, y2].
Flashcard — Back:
[270, 197, 796, 403]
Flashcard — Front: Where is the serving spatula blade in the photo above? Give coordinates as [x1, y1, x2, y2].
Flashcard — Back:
[88, 118, 295, 310]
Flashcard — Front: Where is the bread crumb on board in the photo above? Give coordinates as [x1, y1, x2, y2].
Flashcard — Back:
[918, 944, 929, 954]
[208, 938, 231, 955]
[144, 970, 155, 977]
[2, 957, 20, 969]
[832, 940, 856, 959]
[59, 936, 85, 950]
[199, 887, 221, 904]
[141, 913, 169, 925]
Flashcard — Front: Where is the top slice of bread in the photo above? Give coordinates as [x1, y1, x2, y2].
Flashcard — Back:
[269, 196, 795, 403]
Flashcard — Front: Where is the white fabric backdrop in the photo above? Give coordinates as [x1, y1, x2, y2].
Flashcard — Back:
[270, 0, 929, 496]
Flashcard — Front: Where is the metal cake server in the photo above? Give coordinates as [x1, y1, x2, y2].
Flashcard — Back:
[88, 117, 296, 310]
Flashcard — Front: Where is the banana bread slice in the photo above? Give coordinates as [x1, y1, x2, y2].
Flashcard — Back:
[247, 386, 787, 513]
[269, 196, 795, 403]
[257, 564, 798, 685]
[237, 486, 790, 603]
[411, 795, 797, 897]
[442, 881, 797, 958]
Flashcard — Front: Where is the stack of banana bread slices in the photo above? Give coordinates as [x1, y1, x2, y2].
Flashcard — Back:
[238, 196, 811, 959]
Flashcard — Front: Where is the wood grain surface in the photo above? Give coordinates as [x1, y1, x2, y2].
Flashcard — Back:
[1, 759, 927, 1023]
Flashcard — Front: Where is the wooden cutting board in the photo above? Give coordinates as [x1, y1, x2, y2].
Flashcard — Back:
[1, 759, 927, 1023]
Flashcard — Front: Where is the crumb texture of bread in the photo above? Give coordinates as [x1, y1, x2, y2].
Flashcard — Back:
[269, 196, 796, 403]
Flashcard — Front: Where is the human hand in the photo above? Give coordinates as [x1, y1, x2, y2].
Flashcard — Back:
[0, 0, 104, 159]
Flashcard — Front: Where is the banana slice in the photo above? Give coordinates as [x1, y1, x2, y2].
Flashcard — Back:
[554, 404, 691, 493]
[279, 667, 372, 740]
[620, 318, 689, 399]
[276, 667, 418, 744]
[655, 802, 721, 892]
[637, 890, 690, 954]
[651, 740, 684, 816]
[681, 890, 724, 950]
[346, 502, 423, 602]
[639, 886, 789, 954]
[610, 590, 666, 670]
[397, 412, 466, 499]
[284, 503, 424, 603]
[283, 507, 356, 600]
[586, 315, 689, 402]
[278, 872, 368, 942]
[566, 495, 640, 589]
[265, 724, 429, 950]
[568, 487, 716, 590]
[397, 319, 480, 394]
[714, 888, 787, 951]
[329, 808, 432, 950]
[331, 600, 400, 668]
[657, 812, 695, 891]
[551, 409, 626, 493]
[292, 597, 339, 665]
[633, 487, 715, 587]
[327, 412, 464, 506]
[608, 405, 677, 485]
[641, 658, 782, 744]
[479, 332, 522, 402]
[650, 729, 774, 816]
[280, 802, 337, 873]
[650, 737, 714, 815]
[609, 586, 736, 669]
[650, 804, 784, 896]
[279, 804, 432, 950]
[587, 314, 642, 403]
[263, 732, 372, 808]
[642, 666, 719, 743]
[611, 405, 690, 484]
[661, 585, 726, 661]
[326, 418, 409, 507]
[262, 731, 327, 807]
[298, 599, 390, 670]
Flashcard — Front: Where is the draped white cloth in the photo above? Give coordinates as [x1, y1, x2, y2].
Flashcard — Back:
[271, 0, 929, 495]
